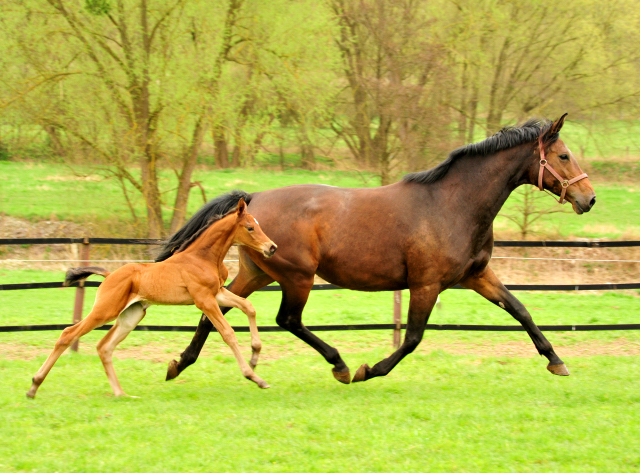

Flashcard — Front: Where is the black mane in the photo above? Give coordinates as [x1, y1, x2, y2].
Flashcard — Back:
[155, 190, 252, 262]
[403, 118, 560, 185]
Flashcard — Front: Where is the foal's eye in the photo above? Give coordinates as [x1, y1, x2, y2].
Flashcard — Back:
[247, 226, 254, 232]
[559, 154, 569, 161]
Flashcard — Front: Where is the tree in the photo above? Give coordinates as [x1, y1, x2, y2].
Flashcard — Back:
[329, 0, 451, 184]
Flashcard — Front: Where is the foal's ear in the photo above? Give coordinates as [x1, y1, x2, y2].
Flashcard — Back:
[550, 113, 568, 135]
[236, 198, 247, 216]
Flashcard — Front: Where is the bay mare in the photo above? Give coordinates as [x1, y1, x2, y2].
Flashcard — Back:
[27, 200, 277, 398]
[159, 114, 596, 384]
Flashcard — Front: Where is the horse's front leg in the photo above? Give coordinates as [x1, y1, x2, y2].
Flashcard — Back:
[215, 287, 262, 369]
[461, 266, 568, 375]
[352, 284, 439, 383]
[192, 292, 269, 389]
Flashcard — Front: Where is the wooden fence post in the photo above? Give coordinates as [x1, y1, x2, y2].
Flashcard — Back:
[71, 237, 91, 352]
[393, 290, 402, 349]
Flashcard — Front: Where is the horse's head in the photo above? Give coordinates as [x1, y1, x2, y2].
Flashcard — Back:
[536, 114, 596, 214]
[233, 199, 277, 258]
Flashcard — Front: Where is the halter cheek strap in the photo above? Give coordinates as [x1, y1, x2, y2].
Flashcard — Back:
[537, 136, 588, 204]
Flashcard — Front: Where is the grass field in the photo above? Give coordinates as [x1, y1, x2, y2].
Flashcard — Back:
[1, 269, 640, 471]
[1, 161, 640, 239]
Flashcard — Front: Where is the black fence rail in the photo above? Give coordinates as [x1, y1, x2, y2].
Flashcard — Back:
[2, 238, 639, 337]
[2, 237, 640, 247]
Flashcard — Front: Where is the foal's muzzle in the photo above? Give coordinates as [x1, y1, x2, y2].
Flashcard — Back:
[263, 243, 277, 258]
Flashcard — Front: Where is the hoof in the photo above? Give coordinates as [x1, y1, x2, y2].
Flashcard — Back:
[547, 363, 570, 376]
[26, 391, 35, 399]
[332, 368, 351, 385]
[166, 359, 179, 381]
[257, 380, 270, 389]
[352, 364, 371, 383]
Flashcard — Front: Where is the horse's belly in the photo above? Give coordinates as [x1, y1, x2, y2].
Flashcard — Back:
[316, 262, 408, 292]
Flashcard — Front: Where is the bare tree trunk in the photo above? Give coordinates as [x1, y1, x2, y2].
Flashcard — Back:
[170, 115, 206, 233]
[214, 125, 229, 168]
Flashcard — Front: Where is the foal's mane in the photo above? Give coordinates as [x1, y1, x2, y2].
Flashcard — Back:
[155, 190, 252, 262]
[173, 212, 232, 254]
[403, 118, 561, 185]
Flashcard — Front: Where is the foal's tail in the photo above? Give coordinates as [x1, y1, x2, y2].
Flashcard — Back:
[64, 266, 111, 286]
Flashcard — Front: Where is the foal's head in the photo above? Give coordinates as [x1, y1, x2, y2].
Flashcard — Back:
[233, 199, 277, 258]
[536, 114, 596, 214]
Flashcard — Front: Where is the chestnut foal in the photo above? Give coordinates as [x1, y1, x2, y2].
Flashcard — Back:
[27, 199, 276, 399]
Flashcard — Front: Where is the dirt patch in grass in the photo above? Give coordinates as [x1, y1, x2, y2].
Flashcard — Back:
[5, 337, 640, 363]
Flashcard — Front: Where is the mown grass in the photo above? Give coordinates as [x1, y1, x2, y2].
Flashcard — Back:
[2, 161, 639, 239]
[2, 343, 640, 471]
[2, 269, 640, 471]
[0, 161, 377, 225]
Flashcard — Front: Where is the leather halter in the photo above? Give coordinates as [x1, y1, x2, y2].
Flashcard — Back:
[537, 136, 588, 204]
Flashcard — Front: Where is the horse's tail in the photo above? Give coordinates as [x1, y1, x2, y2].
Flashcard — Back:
[64, 266, 111, 286]
[155, 189, 253, 262]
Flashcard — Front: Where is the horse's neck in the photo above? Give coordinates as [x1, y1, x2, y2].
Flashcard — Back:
[189, 216, 237, 267]
[438, 145, 531, 233]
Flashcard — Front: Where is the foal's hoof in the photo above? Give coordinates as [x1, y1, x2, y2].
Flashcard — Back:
[547, 363, 570, 376]
[332, 368, 351, 385]
[166, 359, 179, 381]
[257, 380, 270, 389]
[352, 364, 371, 383]
[26, 391, 36, 399]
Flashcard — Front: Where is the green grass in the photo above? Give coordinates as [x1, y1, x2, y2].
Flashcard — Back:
[2, 160, 639, 239]
[2, 347, 640, 471]
[2, 270, 640, 471]
[560, 120, 640, 159]
[496, 184, 640, 239]
[0, 161, 378, 226]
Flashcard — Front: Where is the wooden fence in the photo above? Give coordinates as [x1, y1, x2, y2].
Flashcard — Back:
[1, 238, 640, 351]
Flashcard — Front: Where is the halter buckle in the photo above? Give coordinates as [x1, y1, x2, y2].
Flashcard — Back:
[540, 159, 547, 166]
[562, 180, 569, 188]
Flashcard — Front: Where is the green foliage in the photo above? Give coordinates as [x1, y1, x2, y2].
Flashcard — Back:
[85, 0, 111, 16]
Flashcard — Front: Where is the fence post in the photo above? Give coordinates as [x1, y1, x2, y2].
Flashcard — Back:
[71, 237, 91, 352]
[393, 290, 402, 349]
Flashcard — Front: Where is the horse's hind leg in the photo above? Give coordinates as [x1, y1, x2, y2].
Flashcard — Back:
[461, 266, 568, 375]
[26, 307, 119, 399]
[96, 303, 147, 397]
[215, 287, 261, 369]
[352, 284, 439, 382]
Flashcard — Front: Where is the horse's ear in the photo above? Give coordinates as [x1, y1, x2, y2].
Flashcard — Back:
[236, 198, 247, 216]
[550, 113, 568, 135]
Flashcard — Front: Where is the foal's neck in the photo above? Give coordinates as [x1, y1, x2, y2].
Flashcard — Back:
[187, 214, 238, 267]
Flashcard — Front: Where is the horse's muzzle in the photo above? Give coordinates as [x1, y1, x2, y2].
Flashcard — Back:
[574, 193, 596, 214]
[263, 243, 277, 258]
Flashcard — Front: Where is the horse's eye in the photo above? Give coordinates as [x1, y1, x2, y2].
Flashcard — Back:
[559, 154, 569, 161]
[247, 226, 254, 232]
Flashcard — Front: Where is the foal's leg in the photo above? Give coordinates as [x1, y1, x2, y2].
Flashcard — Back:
[215, 287, 262, 369]
[26, 300, 124, 398]
[166, 255, 274, 380]
[276, 280, 351, 384]
[96, 303, 147, 397]
[461, 266, 568, 375]
[192, 290, 269, 389]
[353, 284, 439, 382]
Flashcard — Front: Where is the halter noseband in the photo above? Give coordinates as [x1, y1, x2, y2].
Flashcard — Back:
[537, 136, 588, 204]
